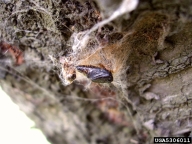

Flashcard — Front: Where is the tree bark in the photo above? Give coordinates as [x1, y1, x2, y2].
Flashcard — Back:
[1, 0, 192, 144]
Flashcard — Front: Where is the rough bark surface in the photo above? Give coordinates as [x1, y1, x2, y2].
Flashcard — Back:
[1, 0, 192, 144]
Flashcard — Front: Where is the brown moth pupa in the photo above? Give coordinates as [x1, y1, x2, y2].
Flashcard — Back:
[76, 65, 113, 83]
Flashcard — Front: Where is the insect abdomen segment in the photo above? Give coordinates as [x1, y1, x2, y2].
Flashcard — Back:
[76, 65, 113, 83]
